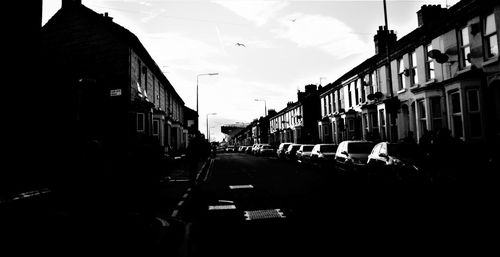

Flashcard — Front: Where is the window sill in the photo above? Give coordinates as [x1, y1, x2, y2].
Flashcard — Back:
[409, 83, 420, 89]
[456, 66, 472, 75]
[424, 79, 436, 86]
[397, 88, 407, 94]
[483, 56, 499, 67]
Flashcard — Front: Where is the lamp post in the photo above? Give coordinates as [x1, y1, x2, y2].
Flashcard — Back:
[197, 73, 219, 114]
[206, 113, 217, 143]
[254, 99, 267, 117]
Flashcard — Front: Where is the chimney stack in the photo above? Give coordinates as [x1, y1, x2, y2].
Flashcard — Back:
[417, 5, 446, 27]
[374, 26, 397, 55]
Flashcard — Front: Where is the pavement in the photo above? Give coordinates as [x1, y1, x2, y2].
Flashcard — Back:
[0, 155, 214, 256]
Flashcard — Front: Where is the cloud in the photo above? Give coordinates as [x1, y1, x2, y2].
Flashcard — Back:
[274, 13, 372, 59]
[212, 0, 289, 26]
[143, 32, 222, 61]
[140, 9, 166, 23]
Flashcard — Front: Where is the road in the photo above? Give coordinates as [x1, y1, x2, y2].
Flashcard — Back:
[180, 152, 495, 256]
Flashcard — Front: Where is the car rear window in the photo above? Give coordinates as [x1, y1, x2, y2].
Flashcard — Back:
[347, 142, 375, 153]
[262, 145, 272, 149]
[321, 145, 338, 152]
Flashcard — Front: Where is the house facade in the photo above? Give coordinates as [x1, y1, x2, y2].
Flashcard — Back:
[319, 0, 499, 149]
[40, 1, 187, 157]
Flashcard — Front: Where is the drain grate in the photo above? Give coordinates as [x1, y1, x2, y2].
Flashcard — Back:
[244, 209, 286, 221]
[229, 185, 254, 189]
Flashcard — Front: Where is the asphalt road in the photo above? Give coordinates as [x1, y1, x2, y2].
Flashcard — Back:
[181, 152, 496, 256]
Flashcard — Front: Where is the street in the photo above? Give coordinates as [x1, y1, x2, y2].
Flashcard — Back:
[179, 152, 495, 256]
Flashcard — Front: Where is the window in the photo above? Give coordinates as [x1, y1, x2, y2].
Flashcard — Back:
[459, 26, 471, 68]
[137, 113, 145, 132]
[417, 100, 427, 134]
[337, 90, 342, 110]
[450, 91, 463, 138]
[425, 44, 435, 81]
[379, 109, 386, 140]
[327, 94, 332, 114]
[348, 86, 352, 107]
[430, 97, 443, 131]
[321, 98, 326, 116]
[370, 112, 379, 139]
[360, 79, 366, 102]
[331, 92, 336, 113]
[153, 119, 159, 136]
[354, 81, 359, 105]
[467, 89, 482, 137]
[372, 70, 380, 93]
[363, 113, 368, 133]
[410, 51, 419, 86]
[484, 13, 498, 59]
[398, 57, 406, 91]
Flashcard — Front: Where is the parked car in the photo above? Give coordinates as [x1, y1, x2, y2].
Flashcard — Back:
[367, 142, 427, 184]
[296, 144, 315, 164]
[245, 146, 253, 154]
[284, 144, 302, 161]
[276, 143, 292, 159]
[258, 144, 274, 156]
[252, 144, 262, 155]
[226, 145, 235, 152]
[310, 144, 338, 168]
[334, 140, 375, 173]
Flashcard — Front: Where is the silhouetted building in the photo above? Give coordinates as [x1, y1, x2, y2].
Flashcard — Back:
[40, 0, 186, 159]
[270, 85, 321, 145]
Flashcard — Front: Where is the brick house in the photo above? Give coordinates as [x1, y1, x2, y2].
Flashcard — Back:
[40, 0, 186, 159]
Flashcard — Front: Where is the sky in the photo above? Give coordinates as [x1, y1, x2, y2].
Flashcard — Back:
[42, 0, 459, 142]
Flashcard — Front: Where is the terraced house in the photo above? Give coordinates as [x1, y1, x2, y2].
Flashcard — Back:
[40, 0, 187, 156]
[318, 0, 499, 148]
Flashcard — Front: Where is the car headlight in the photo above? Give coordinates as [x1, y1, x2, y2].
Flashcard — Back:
[389, 158, 403, 166]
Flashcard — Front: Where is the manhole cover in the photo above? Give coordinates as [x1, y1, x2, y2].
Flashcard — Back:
[244, 209, 286, 221]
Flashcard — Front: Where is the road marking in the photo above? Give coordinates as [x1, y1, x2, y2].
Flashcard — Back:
[208, 205, 236, 210]
[229, 185, 254, 189]
[203, 159, 215, 182]
[170, 179, 190, 182]
[171, 209, 179, 217]
[177, 200, 184, 207]
[182, 193, 189, 199]
[218, 200, 234, 203]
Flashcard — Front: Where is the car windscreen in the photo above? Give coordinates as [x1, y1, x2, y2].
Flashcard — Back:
[347, 143, 375, 154]
[320, 145, 338, 152]
[291, 145, 301, 151]
[388, 144, 420, 158]
[302, 145, 314, 151]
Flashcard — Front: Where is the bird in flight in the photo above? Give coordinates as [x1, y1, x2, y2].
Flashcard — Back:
[290, 18, 297, 22]
[235, 43, 246, 47]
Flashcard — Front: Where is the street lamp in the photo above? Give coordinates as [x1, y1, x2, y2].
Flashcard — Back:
[197, 73, 219, 114]
[254, 99, 267, 117]
[206, 113, 217, 143]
